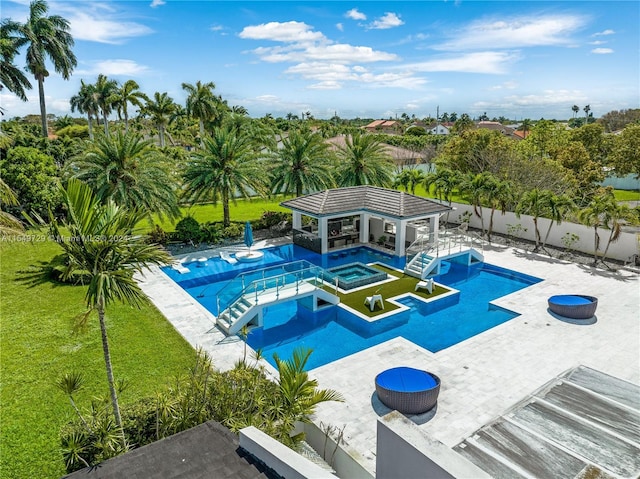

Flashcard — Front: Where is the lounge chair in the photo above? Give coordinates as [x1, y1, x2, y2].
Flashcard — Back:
[364, 294, 384, 312]
[415, 279, 434, 294]
[171, 262, 190, 274]
[219, 251, 237, 264]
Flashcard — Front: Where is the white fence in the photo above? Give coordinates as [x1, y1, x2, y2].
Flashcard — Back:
[447, 202, 639, 263]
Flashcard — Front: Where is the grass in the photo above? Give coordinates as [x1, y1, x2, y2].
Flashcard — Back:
[321, 264, 449, 318]
[0, 238, 197, 478]
[613, 189, 640, 201]
[146, 197, 291, 232]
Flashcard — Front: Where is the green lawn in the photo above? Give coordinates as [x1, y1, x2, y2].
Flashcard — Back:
[613, 189, 640, 201]
[0, 239, 197, 478]
[148, 197, 291, 232]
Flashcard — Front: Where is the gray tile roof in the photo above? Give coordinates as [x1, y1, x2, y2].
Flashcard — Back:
[281, 186, 451, 219]
[63, 421, 283, 479]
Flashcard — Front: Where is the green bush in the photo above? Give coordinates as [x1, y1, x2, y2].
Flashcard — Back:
[55, 125, 90, 139]
[200, 222, 224, 243]
[174, 216, 201, 243]
[222, 223, 243, 239]
[147, 224, 168, 245]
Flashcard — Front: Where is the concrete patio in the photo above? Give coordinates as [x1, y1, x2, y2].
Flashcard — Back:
[137, 240, 640, 477]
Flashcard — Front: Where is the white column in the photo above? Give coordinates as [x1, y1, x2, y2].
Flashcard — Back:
[432, 215, 440, 246]
[319, 217, 328, 254]
[396, 219, 407, 256]
[292, 212, 302, 229]
[360, 213, 369, 244]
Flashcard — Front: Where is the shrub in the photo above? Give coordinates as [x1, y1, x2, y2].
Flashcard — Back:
[174, 216, 201, 243]
[200, 222, 224, 244]
[147, 225, 168, 245]
[222, 223, 243, 239]
[260, 210, 291, 229]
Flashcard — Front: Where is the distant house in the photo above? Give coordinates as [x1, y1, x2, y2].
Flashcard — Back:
[512, 129, 530, 140]
[428, 123, 451, 135]
[363, 119, 403, 134]
[326, 135, 423, 166]
[476, 121, 516, 137]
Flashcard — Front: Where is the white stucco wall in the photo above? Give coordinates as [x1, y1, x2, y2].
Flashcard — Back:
[448, 202, 639, 262]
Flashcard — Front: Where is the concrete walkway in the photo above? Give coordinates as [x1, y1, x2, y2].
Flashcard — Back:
[137, 240, 640, 476]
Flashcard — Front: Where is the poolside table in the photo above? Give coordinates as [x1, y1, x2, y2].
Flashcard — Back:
[375, 367, 440, 414]
[548, 295, 598, 319]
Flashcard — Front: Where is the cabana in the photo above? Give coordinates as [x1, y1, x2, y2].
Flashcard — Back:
[281, 186, 451, 257]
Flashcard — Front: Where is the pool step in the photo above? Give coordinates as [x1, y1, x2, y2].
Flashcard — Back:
[217, 297, 254, 333]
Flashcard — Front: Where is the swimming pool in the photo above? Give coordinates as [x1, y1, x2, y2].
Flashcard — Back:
[162, 245, 542, 370]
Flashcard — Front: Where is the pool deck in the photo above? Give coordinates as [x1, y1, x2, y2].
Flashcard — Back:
[137, 240, 640, 476]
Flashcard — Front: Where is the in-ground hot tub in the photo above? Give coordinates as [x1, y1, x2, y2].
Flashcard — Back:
[548, 294, 598, 319]
[323, 262, 387, 290]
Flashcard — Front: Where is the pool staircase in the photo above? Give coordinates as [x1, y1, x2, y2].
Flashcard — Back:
[215, 260, 339, 335]
[405, 227, 485, 280]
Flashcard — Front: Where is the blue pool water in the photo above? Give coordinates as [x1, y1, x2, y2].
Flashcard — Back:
[162, 245, 542, 370]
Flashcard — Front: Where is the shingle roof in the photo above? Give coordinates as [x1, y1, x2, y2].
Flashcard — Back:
[63, 421, 283, 479]
[281, 186, 451, 218]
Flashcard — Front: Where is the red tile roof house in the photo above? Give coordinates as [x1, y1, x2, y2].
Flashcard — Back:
[363, 119, 403, 134]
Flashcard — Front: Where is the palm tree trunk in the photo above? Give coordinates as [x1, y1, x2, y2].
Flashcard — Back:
[199, 119, 205, 146]
[103, 111, 109, 136]
[223, 189, 230, 227]
[533, 217, 541, 252]
[97, 299, 125, 445]
[592, 227, 600, 264]
[87, 113, 94, 140]
[124, 111, 129, 134]
[159, 126, 165, 148]
[37, 75, 47, 137]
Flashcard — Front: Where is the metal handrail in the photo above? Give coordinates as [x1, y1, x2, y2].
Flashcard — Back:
[216, 260, 324, 317]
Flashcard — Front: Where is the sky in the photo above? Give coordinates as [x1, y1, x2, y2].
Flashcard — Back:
[1, 0, 639, 121]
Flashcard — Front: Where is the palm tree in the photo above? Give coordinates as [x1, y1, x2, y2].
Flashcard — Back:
[484, 177, 512, 242]
[518, 119, 532, 138]
[93, 74, 119, 136]
[68, 131, 180, 221]
[572, 105, 579, 119]
[423, 168, 459, 207]
[516, 188, 551, 252]
[0, 178, 24, 235]
[459, 171, 494, 236]
[11, 0, 77, 137]
[49, 178, 172, 443]
[541, 193, 574, 253]
[577, 190, 617, 265]
[335, 133, 395, 187]
[70, 80, 98, 140]
[143, 92, 177, 147]
[182, 81, 217, 143]
[393, 168, 424, 195]
[182, 126, 267, 227]
[0, 20, 32, 101]
[583, 104, 591, 125]
[111, 80, 147, 134]
[272, 347, 343, 445]
[271, 129, 334, 197]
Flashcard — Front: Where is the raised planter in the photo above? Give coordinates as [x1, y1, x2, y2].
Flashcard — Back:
[375, 367, 440, 415]
[548, 294, 598, 319]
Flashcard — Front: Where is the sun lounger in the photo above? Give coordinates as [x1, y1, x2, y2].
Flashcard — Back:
[171, 262, 190, 274]
[219, 251, 237, 264]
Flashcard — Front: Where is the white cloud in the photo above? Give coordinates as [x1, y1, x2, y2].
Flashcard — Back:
[76, 59, 150, 76]
[69, 11, 153, 44]
[345, 8, 366, 21]
[369, 12, 404, 30]
[239, 21, 325, 44]
[503, 89, 586, 106]
[211, 25, 224, 32]
[589, 40, 606, 45]
[403, 52, 519, 74]
[591, 48, 614, 54]
[489, 81, 518, 90]
[435, 14, 587, 50]
[150, 0, 165, 7]
[308, 81, 342, 90]
[593, 29, 615, 36]
[336, 23, 344, 32]
[248, 41, 397, 64]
